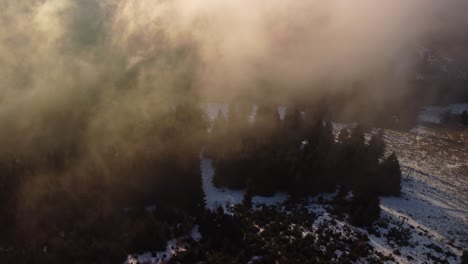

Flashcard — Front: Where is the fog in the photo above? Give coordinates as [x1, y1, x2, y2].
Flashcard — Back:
[0, 0, 467, 161]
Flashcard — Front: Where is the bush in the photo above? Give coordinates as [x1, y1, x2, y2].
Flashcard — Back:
[350, 191, 381, 227]
[385, 227, 412, 248]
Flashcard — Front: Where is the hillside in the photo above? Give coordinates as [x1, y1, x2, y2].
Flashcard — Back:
[127, 107, 467, 264]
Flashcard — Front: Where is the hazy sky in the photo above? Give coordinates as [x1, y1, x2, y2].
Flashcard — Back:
[0, 0, 467, 157]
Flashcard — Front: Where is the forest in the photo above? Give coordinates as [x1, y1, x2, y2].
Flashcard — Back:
[0, 100, 403, 263]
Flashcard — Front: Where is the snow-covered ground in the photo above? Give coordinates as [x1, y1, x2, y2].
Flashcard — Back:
[201, 122, 467, 263]
[331, 123, 467, 263]
[203, 104, 467, 262]
[126, 105, 467, 263]
[124, 153, 288, 264]
[126, 226, 202, 264]
[381, 126, 467, 249]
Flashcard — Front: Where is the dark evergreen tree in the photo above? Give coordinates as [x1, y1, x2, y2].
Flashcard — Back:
[0, 158, 23, 240]
[317, 120, 336, 192]
[441, 109, 452, 124]
[378, 152, 402, 196]
[254, 104, 281, 138]
[211, 109, 227, 136]
[349, 124, 365, 148]
[243, 178, 254, 209]
[208, 109, 228, 159]
[367, 129, 386, 178]
[284, 107, 304, 135]
[368, 130, 385, 161]
[147, 103, 207, 214]
[462, 251, 468, 264]
[346, 124, 367, 191]
[323, 120, 334, 144]
[461, 110, 468, 126]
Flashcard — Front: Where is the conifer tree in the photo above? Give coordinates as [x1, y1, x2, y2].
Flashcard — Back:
[243, 178, 254, 209]
[350, 190, 381, 227]
[284, 107, 303, 132]
[308, 116, 324, 145]
[368, 130, 386, 160]
[227, 104, 240, 128]
[254, 104, 281, 136]
[323, 120, 334, 143]
[441, 109, 452, 124]
[380, 152, 402, 196]
[281, 107, 304, 149]
[211, 109, 227, 136]
[461, 110, 468, 126]
[340, 124, 367, 191]
[462, 251, 468, 264]
[209, 109, 227, 158]
[349, 124, 365, 148]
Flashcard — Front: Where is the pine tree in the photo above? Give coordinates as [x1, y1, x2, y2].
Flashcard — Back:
[284, 107, 303, 132]
[461, 110, 468, 126]
[334, 128, 351, 187]
[441, 110, 452, 124]
[368, 130, 386, 161]
[318, 120, 334, 154]
[345, 124, 367, 188]
[226, 103, 241, 128]
[380, 152, 401, 196]
[312, 117, 324, 144]
[211, 109, 227, 136]
[461, 251, 468, 264]
[280, 107, 304, 148]
[254, 104, 281, 135]
[0, 159, 22, 238]
[349, 124, 365, 148]
[323, 120, 334, 143]
[243, 178, 254, 209]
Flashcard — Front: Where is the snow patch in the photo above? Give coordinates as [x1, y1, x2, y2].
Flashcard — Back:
[126, 225, 202, 264]
[201, 154, 288, 212]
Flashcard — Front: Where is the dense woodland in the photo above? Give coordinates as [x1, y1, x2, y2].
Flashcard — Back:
[208, 104, 401, 227]
[0, 102, 402, 263]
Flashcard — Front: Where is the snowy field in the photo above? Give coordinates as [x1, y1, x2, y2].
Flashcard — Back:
[334, 123, 467, 263]
[126, 226, 202, 264]
[377, 125, 467, 262]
